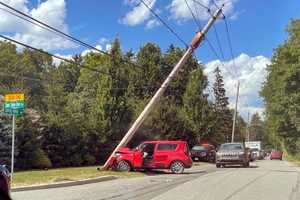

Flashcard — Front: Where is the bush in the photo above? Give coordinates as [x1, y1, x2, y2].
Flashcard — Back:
[68, 154, 83, 167]
[83, 154, 96, 165]
[31, 149, 52, 169]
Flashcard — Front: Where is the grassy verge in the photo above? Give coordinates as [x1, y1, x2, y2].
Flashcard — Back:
[284, 152, 300, 166]
[12, 166, 144, 188]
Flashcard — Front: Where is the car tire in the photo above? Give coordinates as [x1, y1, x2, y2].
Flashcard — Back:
[116, 160, 131, 172]
[170, 161, 185, 174]
[216, 164, 221, 168]
[244, 162, 250, 168]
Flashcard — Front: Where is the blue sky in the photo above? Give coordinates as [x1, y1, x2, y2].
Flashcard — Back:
[0, 0, 299, 118]
[60, 0, 299, 61]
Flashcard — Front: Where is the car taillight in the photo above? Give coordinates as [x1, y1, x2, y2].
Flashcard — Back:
[184, 144, 190, 156]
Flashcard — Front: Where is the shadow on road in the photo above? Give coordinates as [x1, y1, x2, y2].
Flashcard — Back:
[138, 169, 207, 176]
[223, 165, 259, 169]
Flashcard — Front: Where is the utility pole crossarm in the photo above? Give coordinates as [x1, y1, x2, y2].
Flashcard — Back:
[101, 5, 224, 170]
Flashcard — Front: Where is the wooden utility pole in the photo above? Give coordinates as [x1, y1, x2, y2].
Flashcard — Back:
[102, 5, 225, 170]
[247, 111, 250, 142]
[231, 81, 240, 143]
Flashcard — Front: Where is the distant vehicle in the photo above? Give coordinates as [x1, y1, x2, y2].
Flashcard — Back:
[245, 141, 261, 161]
[258, 150, 266, 160]
[270, 150, 283, 160]
[245, 141, 261, 150]
[249, 148, 260, 161]
[0, 165, 10, 195]
[109, 141, 193, 174]
[191, 144, 216, 163]
[216, 143, 250, 168]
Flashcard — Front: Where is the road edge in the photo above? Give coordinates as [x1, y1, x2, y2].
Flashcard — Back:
[12, 176, 117, 192]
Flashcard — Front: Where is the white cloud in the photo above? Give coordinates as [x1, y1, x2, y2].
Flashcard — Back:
[81, 38, 112, 56]
[145, 18, 160, 29]
[0, 0, 75, 51]
[52, 53, 73, 66]
[81, 44, 103, 57]
[120, 0, 157, 27]
[167, 0, 237, 22]
[105, 44, 112, 52]
[204, 53, 270, 119]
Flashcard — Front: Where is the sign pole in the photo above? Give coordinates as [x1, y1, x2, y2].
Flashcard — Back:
[11, 115, 15, 184]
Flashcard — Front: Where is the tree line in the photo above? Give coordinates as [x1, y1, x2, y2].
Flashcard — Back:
[261, 19, 300, 157]
[0, 38, 249, 169]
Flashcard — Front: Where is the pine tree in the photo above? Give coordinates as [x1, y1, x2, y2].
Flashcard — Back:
[249, 113, 264, 141]
[213, 67, 233, 143]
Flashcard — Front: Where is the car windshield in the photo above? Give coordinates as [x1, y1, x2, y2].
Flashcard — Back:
[192, 146, 205, 151]
[220, 144, 243, 151]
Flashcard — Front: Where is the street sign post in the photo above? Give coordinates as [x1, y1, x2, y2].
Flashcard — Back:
[3, 93, 25, 184]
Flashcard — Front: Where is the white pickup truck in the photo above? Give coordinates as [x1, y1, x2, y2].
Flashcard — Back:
[245, 141, 261, 161]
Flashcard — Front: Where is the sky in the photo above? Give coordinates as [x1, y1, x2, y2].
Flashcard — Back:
[0, 0, 299, 120]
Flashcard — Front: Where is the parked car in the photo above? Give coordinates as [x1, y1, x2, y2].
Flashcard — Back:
[270, 150, 283, 160]
[191, 144, 216, 162]
[0, 165, 10, 196]
[216, 143, 250, 168]
[109, 141, 193, 174]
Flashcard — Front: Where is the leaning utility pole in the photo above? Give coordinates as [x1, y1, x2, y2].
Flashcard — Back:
[102, 5, 225, 170]
[231, 81, 240, 143]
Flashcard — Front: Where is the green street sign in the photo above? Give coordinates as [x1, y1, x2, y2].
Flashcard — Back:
[4, 93, 25, 117]
[4, 101, 25, 109]
[4, 108, 24, 116]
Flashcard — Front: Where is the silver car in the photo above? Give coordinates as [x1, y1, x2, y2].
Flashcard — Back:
[216, 143, 250, 168]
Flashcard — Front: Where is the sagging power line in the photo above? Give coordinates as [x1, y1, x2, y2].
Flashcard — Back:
[139, 0, 188, 47]
[0, 1, 146, 70]
[0, 34, 111, 76]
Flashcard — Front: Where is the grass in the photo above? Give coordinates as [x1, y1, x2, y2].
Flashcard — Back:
[12, 162, 211, 187]
[284, 153, 300, 166]
[12, 166, 144, 188]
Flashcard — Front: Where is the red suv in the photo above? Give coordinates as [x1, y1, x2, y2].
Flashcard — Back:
[270, 150, 283, 160]
[109, 141, 193, 174]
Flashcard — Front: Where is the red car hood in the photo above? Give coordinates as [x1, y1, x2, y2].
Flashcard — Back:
[117, 147, 134, 154]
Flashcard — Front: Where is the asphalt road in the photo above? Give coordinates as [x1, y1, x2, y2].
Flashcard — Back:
[12, 160, 300, 200]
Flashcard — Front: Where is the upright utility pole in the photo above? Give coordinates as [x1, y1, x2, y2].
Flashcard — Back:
[102, 5, 225, 170]
[231, 81, 240, 143]
[247, 111, 250, 142]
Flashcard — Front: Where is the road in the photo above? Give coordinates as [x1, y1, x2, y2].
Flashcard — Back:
[12, 160, 300, 200]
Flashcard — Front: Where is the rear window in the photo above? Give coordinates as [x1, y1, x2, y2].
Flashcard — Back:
[157, 143, 177, 151]
[220, 144, 243, 151]
[192, 146, 205, 151]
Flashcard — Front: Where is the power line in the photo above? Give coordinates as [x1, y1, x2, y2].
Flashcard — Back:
[224, 17, 238, 76]
[139, 0, 188, 47]
[193, 0, 211, 10]
[0, 34, 111, 76]
[185, 0, 237, 100]
[184, 0, 201, 29]
[0, 1, 145, 70]
[212, 25, 225, 61]
[0, 71, 160, 91]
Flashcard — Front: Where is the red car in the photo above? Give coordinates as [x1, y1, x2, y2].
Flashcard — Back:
[109, 141, 193, 174]
[270, 150, 283, 160]
[0, 165, 10, 197]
